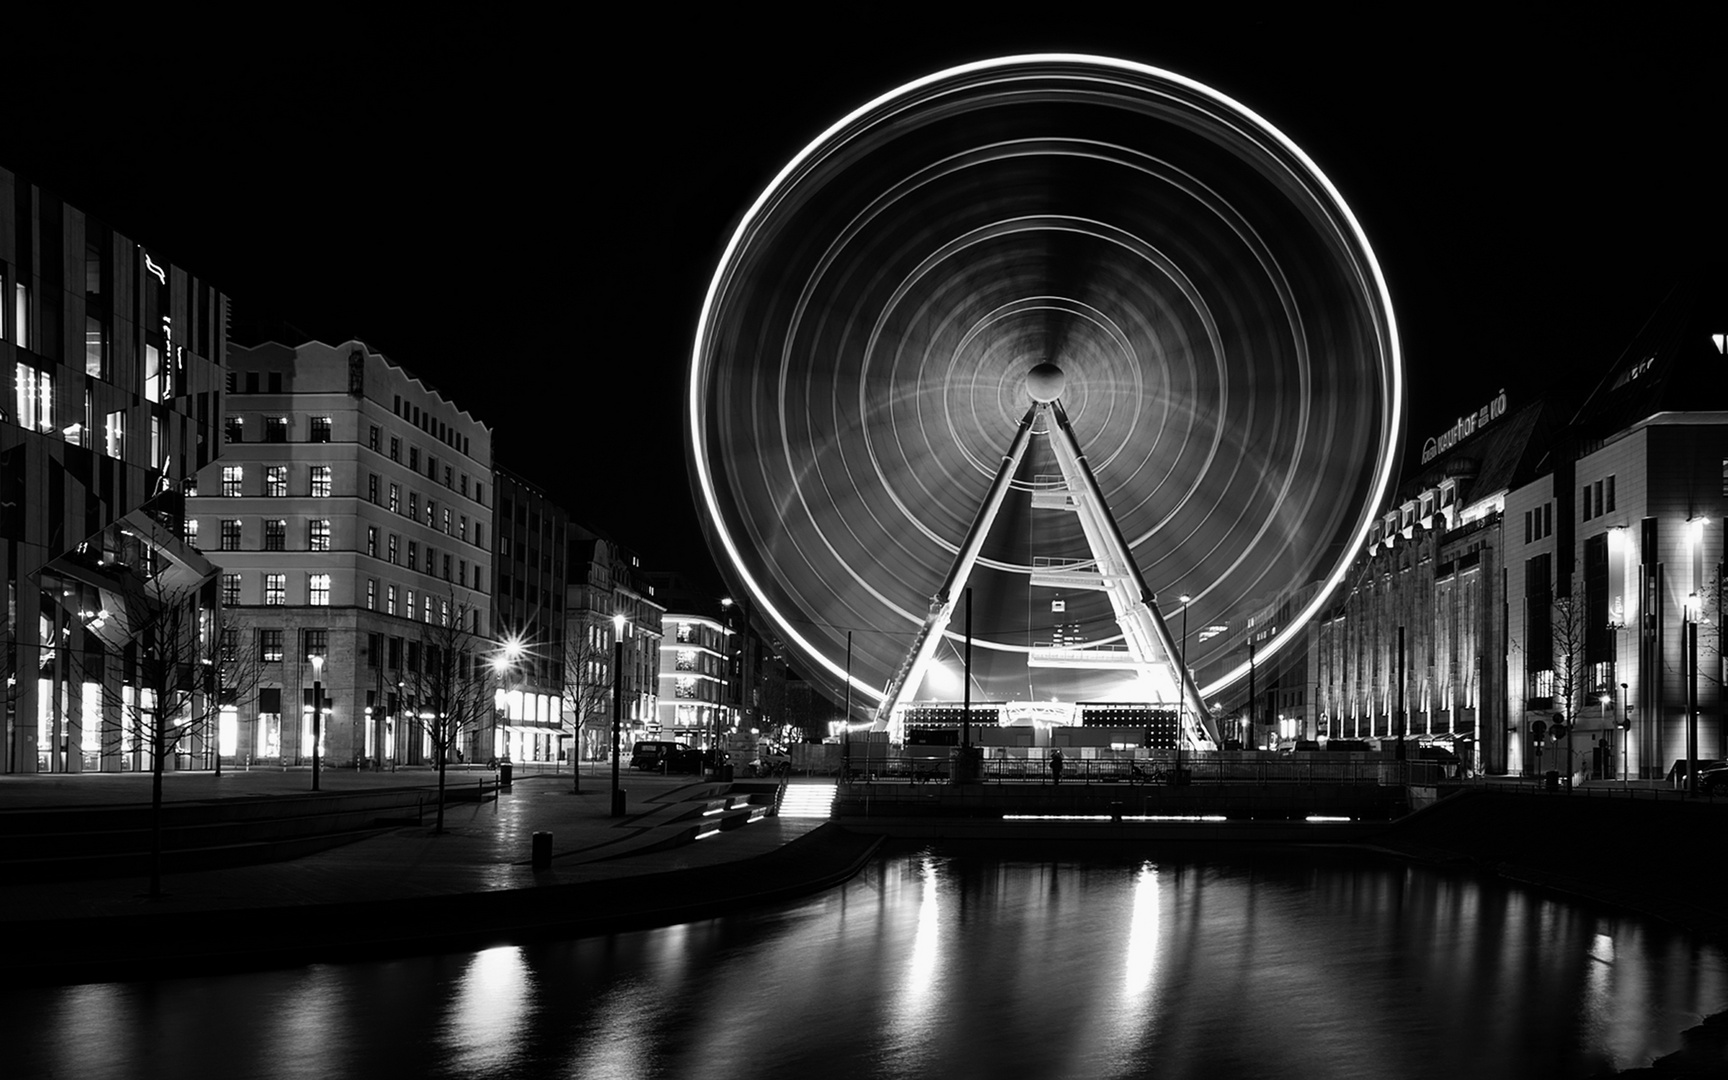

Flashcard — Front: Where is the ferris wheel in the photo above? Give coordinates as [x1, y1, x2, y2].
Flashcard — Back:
[687, 55, 1402, 745]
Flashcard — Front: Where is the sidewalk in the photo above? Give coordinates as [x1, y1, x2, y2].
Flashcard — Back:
[0, 767, 874, 983]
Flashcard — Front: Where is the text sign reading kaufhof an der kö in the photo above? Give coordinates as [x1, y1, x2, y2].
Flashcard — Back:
[1421, 390, 1508, 464]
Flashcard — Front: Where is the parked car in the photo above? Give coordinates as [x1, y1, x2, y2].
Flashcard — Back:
[1698, 764, 1728, 794]
[630, 740, 702, 773]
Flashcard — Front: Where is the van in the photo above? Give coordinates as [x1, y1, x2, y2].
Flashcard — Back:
[629, 740, 700, 773]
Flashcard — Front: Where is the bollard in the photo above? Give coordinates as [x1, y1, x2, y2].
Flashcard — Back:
[532, 831, 552, 870]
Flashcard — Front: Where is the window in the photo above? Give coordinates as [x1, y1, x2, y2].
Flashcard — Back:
[428, 456, 438, 481]
[443, 508, 452, 534]
[15, 365, 53, 432]
[475, 522, 485, 549]
[224, 416, 243, 444]
[260, 629, 284, 663]
[367, 632, 383, 668]
[461, 474, 469, 497]
[408, 493, 418, 522]
[424, 596, 433, 623]
[389, 483, 400, 514]
[1583, 483, 1592, 521]
[389, 436, 400, 462]
[309, 519, 331, 551]
[409, 446, 419, 471]
[308, 574, 331, 606]
[310, 465, 332, 497]
[389, 636, 403, 669]
[369, 424, 380, 452]
[1605, 474, 1615, 512]
[443, 554, 452, 581]
[426, 499, 436, 527]
[366, 579, 377, 610]
[459, 558, 466, 585]
[425, 546, 436, 574]
[264, 573, 286, 606]
[440, 599, 449, 626]
[184, 518, 199, 546]
[220, 627, 238, 665]
[310, 416, 332, 443]
[265, 466, 287, 497]
[407, 540, 418, 569]
[406, 589, 416, 620]
[222, 573, 241, 606]
[369, 473, 379, 504]
[265, 417, 288, 443]
[476, 482, 485, 505]
[367, 526, 379, 558]
[220, 519, 241, 550]
[387, 584, 398, 615]
[445, 466, 453, 488]
[388, 534, 399, 564]
[459, 515, 468, 542]
[105, 410, 124, 458]
[85, 316, 106, 377]
[264, 519, 286, 551]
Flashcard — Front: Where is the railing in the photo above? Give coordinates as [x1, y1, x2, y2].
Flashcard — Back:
[838, 752, 1449, 787]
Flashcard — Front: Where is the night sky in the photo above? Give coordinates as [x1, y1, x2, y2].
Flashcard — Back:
[10, 14, 1726, 593]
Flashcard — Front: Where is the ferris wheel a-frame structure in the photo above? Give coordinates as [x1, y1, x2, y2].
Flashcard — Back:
[870, 361, 1219, 751]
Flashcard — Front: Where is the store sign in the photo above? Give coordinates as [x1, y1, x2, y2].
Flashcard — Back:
[1001, 701, 1077, 727]
[1421, 389, 1508, 464]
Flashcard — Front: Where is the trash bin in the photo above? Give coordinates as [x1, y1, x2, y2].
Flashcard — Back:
[531, 831, 552, 869]
[499, 760, 513, 785]
[1544, 770, 1559, 793]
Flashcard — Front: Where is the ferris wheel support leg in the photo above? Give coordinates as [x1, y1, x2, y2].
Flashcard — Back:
[1046, 402, 1221, 750]
[872, 405, 1041, 729]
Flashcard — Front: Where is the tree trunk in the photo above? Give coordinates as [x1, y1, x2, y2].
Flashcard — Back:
[149, 718, 165, 898]
[435, 748, 447, 834]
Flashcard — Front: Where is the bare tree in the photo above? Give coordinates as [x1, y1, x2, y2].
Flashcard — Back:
[43, 493, 257, 896]
[1550, 577, 1588, 782]
[402, 593, 496, 833]
[562, 619, 613, 792]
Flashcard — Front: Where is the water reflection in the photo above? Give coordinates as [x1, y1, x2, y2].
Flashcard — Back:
[4, 847, 1724, 1079]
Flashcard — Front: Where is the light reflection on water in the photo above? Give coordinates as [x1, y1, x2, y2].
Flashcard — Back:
[5, 847, 1725, 1080]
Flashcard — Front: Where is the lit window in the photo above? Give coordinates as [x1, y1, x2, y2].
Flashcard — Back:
[387, 585, 398, 615]
[222, 465, 244, 498]
[366, 579, 377, 610]
[310, 465, 332, 497]
[264, 573, 286, 606]
[440, 599, 449, 626]
[12, 279, 29, 347]
[407, 540, 418, 569]
[388, 534, 399, 564]
[367, 526, 378, 558]
[264, 520, 286, 551]
[443, 508, 452, 534]
[184, 518, 199, 546]
[222, 573, 241, 606]
[265, 466, 287, 497]
[220, 519, 241, 551]
[225, 416, 244, 443]
[260, 628, 284, 662]
[15, 364, 53, 432]
[459, 515, 468, 542]
[309, 574, 331, 606]
[309, 519, 331, 551]
[406, 589, 416, 620]
[426, 499, 436, 527]
[105, 410, 125, 458]
[423, 596, 432, 623]
[85, 316, 105, 377]
[144, 344, 163, 404]
[265, 416, 288, 443]
[408, 493, 418, 521]
[310, 417, 332, 443]
[389, 483, 400, 513]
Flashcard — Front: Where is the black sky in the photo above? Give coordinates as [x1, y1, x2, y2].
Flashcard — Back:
[10, 13, 1726, 592]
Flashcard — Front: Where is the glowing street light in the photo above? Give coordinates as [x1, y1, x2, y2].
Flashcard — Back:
[611, 614, 628, 817]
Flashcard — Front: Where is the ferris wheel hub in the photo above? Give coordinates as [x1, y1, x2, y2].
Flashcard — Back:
[1024, 361, 1066, 403]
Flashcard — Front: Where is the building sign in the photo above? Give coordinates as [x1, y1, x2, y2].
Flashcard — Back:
[1001, 701, 1077, 727]
[1421, 389, 1509, 464]
[1610, 354, 1656, 391]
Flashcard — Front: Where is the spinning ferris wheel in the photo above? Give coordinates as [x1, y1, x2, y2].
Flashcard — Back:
[687, 55, 1403, 747]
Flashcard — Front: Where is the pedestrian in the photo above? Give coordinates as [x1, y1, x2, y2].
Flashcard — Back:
[1050, 747, 1064, 785]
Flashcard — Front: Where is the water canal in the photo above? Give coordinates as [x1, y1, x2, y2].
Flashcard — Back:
[8, 844, 1724, 1079]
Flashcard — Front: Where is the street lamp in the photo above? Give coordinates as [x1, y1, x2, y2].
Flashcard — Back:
[611, 613, 627, 817]
[718, 598, 733, 779]
[308, 652, 324, 792]
[1177, 594, 1191, 778]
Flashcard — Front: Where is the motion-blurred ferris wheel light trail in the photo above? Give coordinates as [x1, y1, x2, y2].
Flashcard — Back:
[687, 54, 1403, 732]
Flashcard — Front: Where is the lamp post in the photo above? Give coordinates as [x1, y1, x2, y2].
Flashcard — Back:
[1620, 681, 1630, 783]
[309, 653, 324, 792]
[1177, 593, 1190, 777]
[718, 598, 733, 780]
[611, 613, 627, 817]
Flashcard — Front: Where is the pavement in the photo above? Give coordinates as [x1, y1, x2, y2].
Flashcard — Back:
[0, 763, 872, 983]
